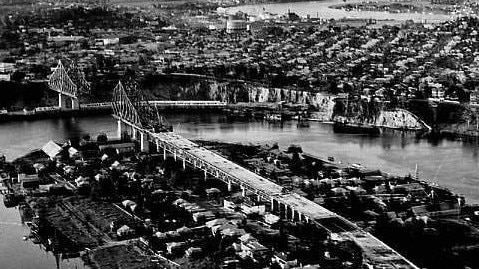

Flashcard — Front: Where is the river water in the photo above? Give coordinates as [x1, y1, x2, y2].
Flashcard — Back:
[227, 0, 453, 22]
[1, 113, 479, 268]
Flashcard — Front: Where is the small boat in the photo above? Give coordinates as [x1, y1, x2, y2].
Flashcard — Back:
[265, 114, 282, 122]
[333, 121, 380, 135]
[30, 232, 42, 244]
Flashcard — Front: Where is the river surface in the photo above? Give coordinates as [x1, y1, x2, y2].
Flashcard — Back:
[227, 0, 454, 22]
[1, 113, 479, 268]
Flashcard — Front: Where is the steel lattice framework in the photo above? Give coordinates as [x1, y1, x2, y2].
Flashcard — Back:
[112, 80, 168, 132]
[67, 61, 91, 95]
[48, 60, 78, 98]
[112, 81, 143, 127]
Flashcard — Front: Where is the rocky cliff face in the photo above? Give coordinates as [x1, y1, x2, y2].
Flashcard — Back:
[331, 97, 430, 131]
[147, 76, 336, 119]
[146, 75, 427, 130]
[375, 109, 430, 130]
[208, 83, 336, 119]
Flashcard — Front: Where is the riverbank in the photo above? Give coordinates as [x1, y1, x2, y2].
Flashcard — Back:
[0, 108, 111, 123]
[329, 0, 457, 15]
[0, 102, 226, 123]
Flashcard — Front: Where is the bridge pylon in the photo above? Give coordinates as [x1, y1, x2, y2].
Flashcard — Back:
[48, 59, 90, 110]
[111, 80, 170, 152]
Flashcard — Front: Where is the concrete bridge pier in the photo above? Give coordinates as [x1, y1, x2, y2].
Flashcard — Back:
[271, 198, 276, 212]
[285, 206, 291, 220]
[156, 140, 160, 153]
[58, 93, 63, 108]
[140, 131, 149, 152]
[58, 93, 79, 110]
[71, 98, 79, 110]
[131, 127, 137, 140]
[279, 203, 286, 219]
[227, 180, 233, 192]
[117, 120, 123, 139]
[298, 212, 304, 222]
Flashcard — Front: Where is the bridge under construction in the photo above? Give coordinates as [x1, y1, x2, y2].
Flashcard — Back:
[111, 80, 419, 269]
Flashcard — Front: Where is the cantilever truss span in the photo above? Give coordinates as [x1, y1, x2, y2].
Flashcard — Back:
[112, 81, 143, 127]
[112, 80, 167, 132]
[48, 60, 78, 98]
[67, 61, 91, 95]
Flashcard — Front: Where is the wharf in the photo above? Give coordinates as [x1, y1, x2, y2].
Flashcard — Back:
[302, 152, 351, 170]
[82, 240, 167, 269]
[26, 196, 140, 249]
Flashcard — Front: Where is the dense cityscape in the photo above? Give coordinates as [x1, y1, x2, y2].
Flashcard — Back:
[2, 0, 479, 269]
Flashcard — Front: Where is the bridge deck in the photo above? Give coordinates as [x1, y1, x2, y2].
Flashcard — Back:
[340, 231, 417, 268]
[154, 132, 336, 221]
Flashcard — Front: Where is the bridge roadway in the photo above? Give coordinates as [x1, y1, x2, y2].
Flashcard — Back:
[82, 101, 226, 110]
[154, 131, 335, 222]
[116, 116, 419, 268]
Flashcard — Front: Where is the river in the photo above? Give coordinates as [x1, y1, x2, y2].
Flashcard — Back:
[226, 0, 454, 22]
[1, 113, 479, 268]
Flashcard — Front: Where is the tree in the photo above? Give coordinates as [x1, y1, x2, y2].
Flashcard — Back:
[97, 133, 108, 143]
[290, 152, 302, 173]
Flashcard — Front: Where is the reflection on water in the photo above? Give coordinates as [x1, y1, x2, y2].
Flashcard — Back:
[1, 112, 479, 267]
[0, 116, 117, 161]
[0, 195, 87, 269]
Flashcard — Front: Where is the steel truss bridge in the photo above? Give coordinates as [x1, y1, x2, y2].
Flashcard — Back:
[111, 80, 419, 269]
[48, 60, 91, 109]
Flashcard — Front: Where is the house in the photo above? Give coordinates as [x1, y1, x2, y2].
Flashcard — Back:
[98, 142, 135, 154]
[272, 252, 298, 269]
[68, 147, 80, 159]
[166, 241, 187, 255]
[240, 202, 266, 216]
[42, 140, 63, 160]
[20, 174, 40, 190]
[264, 213, 280, 225]
[185, 247, 203, 258]
[223, 198, 239, 211]
[239, 241, 269, 262]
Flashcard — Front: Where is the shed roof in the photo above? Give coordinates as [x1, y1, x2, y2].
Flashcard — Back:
[42, 140, 62, 159]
